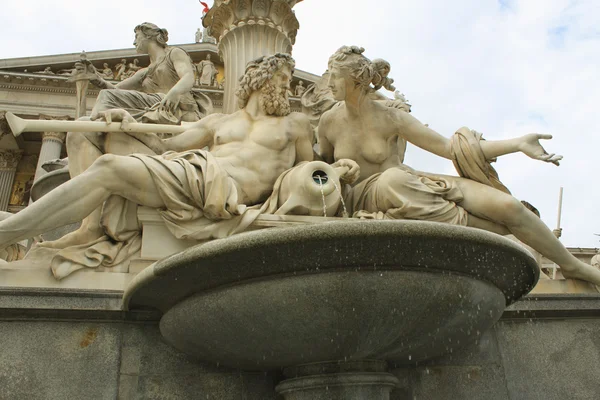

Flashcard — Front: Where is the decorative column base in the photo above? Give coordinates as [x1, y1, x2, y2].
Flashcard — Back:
[275, 361, 400, 400]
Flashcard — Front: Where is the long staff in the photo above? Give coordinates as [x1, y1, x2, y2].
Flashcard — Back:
[5, 112, 187, 137]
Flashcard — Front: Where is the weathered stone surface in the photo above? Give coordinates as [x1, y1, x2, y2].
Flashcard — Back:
[117, 323, 278, 399]
[390, 329, 509, 399]
[0, 322, 121, 400]
[496, 319, 600, 400]
[0, 289, 599, 399]
[401, 365, 510, 400]
[120, 324, 228, 376]
[415, 328, 503, 367]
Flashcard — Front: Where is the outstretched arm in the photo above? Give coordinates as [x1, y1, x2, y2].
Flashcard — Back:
[392, 108, 562, 165]
[91, 110, 222, 154]
[162, 113, 222, 152]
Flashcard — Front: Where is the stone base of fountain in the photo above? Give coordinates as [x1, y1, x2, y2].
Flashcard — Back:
[124, 220, 538, 397]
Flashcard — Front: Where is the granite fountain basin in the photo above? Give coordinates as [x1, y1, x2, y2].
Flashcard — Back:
[123, 220, 538, 371]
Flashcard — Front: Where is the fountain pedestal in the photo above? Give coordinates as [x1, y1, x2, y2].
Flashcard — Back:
[276, 361, 400, 400]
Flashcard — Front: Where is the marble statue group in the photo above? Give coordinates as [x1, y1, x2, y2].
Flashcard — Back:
[1, 22, 600, 287]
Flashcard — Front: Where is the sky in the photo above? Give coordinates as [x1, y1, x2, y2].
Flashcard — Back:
[0, 0, 598, 248]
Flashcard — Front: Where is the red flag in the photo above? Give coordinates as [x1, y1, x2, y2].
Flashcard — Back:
[199, 1, 210, 14]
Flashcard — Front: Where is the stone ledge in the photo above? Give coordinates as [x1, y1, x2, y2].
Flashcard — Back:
[503, 292, 600, 320]
[0, 264, 136, 291]
[0, 287, 159, 322]
[531, 277, 599, 294]
[0, 285, 598, 324]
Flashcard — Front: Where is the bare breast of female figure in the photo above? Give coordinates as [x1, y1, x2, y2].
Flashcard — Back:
[330, 117, 403, 180]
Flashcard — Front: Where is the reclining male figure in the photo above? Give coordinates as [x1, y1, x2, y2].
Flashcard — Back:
[0, 54, 332, 263]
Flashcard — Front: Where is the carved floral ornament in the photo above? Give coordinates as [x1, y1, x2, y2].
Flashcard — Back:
[0, 150, 24, 170]
[204, 0, 300, 44]
[0, 111, 9, 137]
[42, 131, 67, 142]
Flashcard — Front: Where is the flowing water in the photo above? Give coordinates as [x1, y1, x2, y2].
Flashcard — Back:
[331, 179, 349, 218]
[317, 175, 327, 217]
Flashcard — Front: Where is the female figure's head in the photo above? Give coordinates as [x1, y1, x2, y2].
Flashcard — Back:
[327, 46, 395, 101]
[133, 22, 169, 53]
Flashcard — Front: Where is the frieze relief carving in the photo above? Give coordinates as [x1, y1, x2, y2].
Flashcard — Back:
[33, 67, 55, 75]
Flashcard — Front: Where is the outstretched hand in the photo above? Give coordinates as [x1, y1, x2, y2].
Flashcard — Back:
[90, 109, 136, 131]
[332, 159, 360, 184]
[519, 134, 563, 166]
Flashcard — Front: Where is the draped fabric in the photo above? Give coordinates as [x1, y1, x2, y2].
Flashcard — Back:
[450, 127, 511, 194]
[28, 154, 305, 279]
[345, 167, 468, 226]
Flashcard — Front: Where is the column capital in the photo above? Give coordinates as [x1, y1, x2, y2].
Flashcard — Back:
[204, 0, 300, 46]
[0, 111, 11, 141]
[0, 150, 24, 170]
[42, 131, 66, 143]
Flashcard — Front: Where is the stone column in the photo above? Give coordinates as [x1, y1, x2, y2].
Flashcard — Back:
[32, 114, 68, 183]
[204, 0, 301, 113]
[33, 131, 66, 183]
[0, 150, 23, 211]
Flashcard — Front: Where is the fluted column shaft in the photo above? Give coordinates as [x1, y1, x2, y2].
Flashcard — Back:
[219, 24, 292, 113]
[33, 132, 65, 183]
[0, 150, 23, 211]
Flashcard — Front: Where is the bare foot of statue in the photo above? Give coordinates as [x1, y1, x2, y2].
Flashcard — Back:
[37, 226, 104, 250]
[559, 260, 600, 288]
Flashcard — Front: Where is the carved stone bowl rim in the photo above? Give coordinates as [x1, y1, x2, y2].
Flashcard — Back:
[123, 220, 539, 313]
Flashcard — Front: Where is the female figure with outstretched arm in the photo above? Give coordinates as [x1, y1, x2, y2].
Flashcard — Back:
[318, 45, 600, 286]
